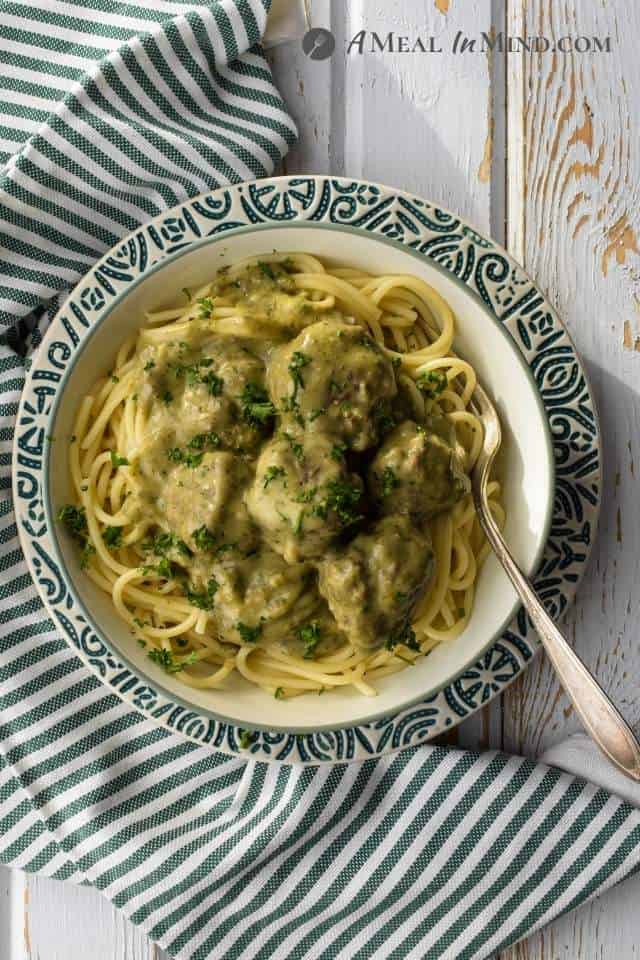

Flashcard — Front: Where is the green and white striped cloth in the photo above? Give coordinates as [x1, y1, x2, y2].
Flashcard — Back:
[0, 2, 639, 957]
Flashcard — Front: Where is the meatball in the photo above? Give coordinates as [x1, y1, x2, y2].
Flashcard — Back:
[267, 319, 397, 451]
[157, 451, 257, 554]
[211, 549, 316, 645]
[141, 337, 269, 454]
[245, 433, 363, 563]
[368, 420, 469, 521]
[317, 515, 435, 651]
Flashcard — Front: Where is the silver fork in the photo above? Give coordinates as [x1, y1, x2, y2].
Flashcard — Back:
[470, 382, 640, 781]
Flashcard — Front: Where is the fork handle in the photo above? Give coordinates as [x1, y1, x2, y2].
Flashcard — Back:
[476, 500, 640, 782]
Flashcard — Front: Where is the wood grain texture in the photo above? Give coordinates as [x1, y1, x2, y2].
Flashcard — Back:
[498, 1, 640, 955]
[501, 0, 640, 757]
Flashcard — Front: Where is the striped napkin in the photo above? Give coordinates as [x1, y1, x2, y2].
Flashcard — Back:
[1, 2, 639, 957]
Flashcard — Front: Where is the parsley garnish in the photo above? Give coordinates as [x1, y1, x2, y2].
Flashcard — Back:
[236, 622, 263, 643]
[275, 687, 285, 700]
[416, 369, 447, 398]
[80, 542, 96, 569]
[197, 297, 214, 319]
[187, 431, 221, 451]
[110, 451, 129, 468]
[167, 447, 204, 469]
[298, 621, 321, 659]
[294, 486, 317, 504]
[263, 465, 286, 489]
[238, 729, 255, 749]
[314, 479, 363, 527]
[192, 526, 217, 551]
[170, 358, 223, 396]
[258, 261, 276, 280]
[282, 431, 304, 463]
[330, 442, 348, 461]
[58, 505, 95, 568]
[103, 526, 123, 548]
[386, 623, 421, 652]
[148, 648, 197, 674]
[161, 390, 173, 405]
[57, 505, 87, 537]
[143, 530, 191, 558]
[111, 374, 119, 384]
[186, 578, 219, 611]
[288, 351, 311, 396]
[380, 466, 399, 496]
[239, 383, 276, 428]
[143, 360, 156, 372]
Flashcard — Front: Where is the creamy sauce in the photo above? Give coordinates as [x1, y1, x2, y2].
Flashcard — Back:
[125, 262, 467, 656]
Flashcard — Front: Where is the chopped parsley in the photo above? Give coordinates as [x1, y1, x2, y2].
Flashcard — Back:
[314, 479, 363, 527]
[170, 358, 223, 396]
[110, 451, 129, 468]
[110, 374, 119, 384]
[57, 505, 88, 537]
[80, 543, 96, 569]
[263, 465, 286, 489]
[373, 405, 396, 436]
[148, 648, 197, 674]
[186, 577, 219, 611]
[288, 351, 311, 396]
[274, 687, 285, 700]
[187, 431, 221, 451]
[197, 296, 214, 319]
[236, 621, 263, 643]
[380, 466, 399, 496]
[239, 383, 276, 428]
[330, 442, 348, 462]
[192, 525, 217, 551]
[167, 446, 203, 469]
[161, 390, 173, 405]
[238, 729, 255, 749]
[57, 505, 95, 569]
[282, 431, 304, 463]
[416, 369, 448, 398]
[143, 360, 155, 372]
[294, 486, 318, 504]
[386, 623, 421, 652]
[215, 542, 236, 557]
[258, 261, 276, 280]
[103, 526, 123, 548]
[141, 555, 177, 580]
[298, 621, 321, 659]
[144, 530, 191, 558]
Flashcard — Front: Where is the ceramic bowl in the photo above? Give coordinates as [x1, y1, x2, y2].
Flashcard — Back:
[15, 177, 599, 762]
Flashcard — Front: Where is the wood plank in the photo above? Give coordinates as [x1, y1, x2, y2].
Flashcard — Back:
[24, 874, 154, 960]
[0, 866, 28, 960]
[500, 0, 640, 955]
[499, 871, 640, 960]
[501, 0, 640, 759]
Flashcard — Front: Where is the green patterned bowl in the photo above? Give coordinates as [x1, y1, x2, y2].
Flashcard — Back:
[14, 177, 599, 764]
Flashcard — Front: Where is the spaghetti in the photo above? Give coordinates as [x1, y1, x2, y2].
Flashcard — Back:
[60, 253, 504, 699]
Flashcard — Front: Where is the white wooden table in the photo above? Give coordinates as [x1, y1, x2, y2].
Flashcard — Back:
[2, 1, 640, 956]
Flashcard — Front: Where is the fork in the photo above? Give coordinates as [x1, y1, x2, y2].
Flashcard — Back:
[471, 381, 640, 782]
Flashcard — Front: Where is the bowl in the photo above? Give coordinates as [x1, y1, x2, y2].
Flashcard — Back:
[41, 221, 555, 735]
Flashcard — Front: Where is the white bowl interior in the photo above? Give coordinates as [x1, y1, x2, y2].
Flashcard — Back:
[48, 226, 553, 731]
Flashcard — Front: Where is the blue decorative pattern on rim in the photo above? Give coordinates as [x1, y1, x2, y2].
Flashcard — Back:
[13, 177, 600, 763]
